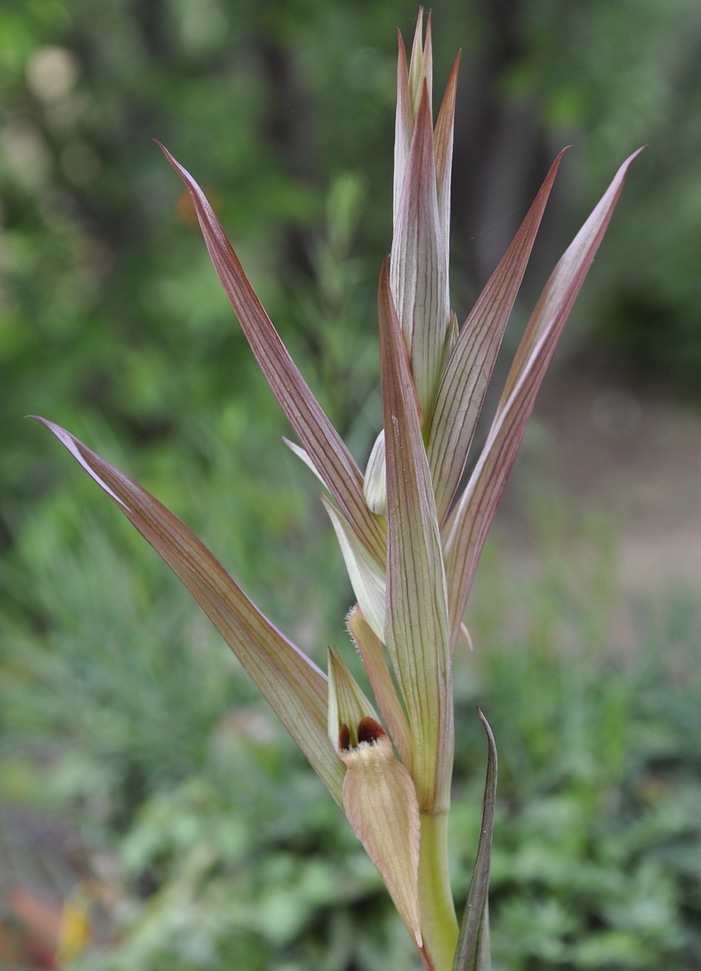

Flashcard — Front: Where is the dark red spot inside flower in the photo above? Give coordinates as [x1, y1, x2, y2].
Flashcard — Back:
[357, 716, 386, 744]
[338, 723, 350, 751]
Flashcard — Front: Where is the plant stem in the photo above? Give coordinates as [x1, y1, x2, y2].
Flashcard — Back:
[418, 810, 458, 970]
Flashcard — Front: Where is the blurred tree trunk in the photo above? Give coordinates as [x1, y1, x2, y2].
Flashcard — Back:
[452, 0, 558, 304]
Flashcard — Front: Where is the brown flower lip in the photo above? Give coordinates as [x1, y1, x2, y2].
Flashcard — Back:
[339, 716, 387, 752]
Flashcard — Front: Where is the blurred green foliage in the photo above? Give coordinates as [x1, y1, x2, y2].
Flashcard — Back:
[2, 1, 701, 969]
[3, 0, 701, 520]
[459, 548, 701, 971]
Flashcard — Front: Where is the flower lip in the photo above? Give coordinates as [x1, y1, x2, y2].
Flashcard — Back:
[358, 715, 386, 745]
[339, 716, 387, 752]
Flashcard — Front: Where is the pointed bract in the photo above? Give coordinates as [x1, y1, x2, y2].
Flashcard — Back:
[443, 149, 643, 644]
[427, 150, 566, 522]
[394, 8, 434, 231]
[393, 28, 413, 231]
[379, 260, 453, 815]
[390, 84, 451, 416]
[433, 52, 460, 262]
[408, 9, 432, 118]
[158, 143, 386, 567]
[29, 416, 344, 804]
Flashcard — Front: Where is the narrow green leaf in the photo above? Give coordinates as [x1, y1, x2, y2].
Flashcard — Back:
[427, 150, 566, 522]
[452, 709, 497, 971]
[158, 143, 385, 566]
[444, 149, 643, 643]
[30, 417, 345, 804]
[378, 260, 452, 814]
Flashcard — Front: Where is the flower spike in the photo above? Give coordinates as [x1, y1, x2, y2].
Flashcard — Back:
[32, 9, 641, 968]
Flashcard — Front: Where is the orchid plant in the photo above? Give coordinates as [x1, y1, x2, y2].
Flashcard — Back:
[31, 10, 640, 971]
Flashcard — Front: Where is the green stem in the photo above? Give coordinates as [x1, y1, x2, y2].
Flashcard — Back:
[418, 810, 458, 970]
